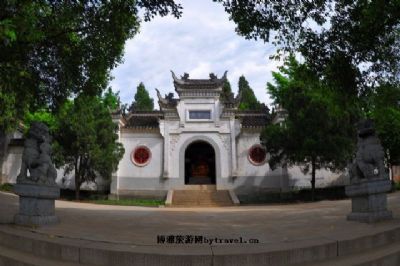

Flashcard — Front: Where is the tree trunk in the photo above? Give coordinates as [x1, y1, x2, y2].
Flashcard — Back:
[311, 158, 316, 202]
[389, 164, 394, 181]
[75, 178, 81, 200]
[0, 129, 8, 184]
[389, 163, 395, 191]
[74, 159, 81, 200]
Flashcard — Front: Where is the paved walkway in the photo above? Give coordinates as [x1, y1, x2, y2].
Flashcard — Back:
[1, 191, 400, 252]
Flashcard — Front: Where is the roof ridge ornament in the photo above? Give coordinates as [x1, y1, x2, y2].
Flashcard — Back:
[156, 88, 178, 109]
[171, 70, 187, 85]
[155, 88, 169, 105]
[182, 73, 189, 80]
[222, 70, 228, 80]
[171, 70, 228, 82]
[209, 73, 217, 80]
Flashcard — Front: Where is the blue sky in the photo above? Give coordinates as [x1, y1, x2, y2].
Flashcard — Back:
[110, 0, 280, 108]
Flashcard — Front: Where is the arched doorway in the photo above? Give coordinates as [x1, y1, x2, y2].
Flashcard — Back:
[184, 141, 216, 184]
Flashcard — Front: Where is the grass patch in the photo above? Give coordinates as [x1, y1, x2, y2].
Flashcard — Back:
[0, 183, 13, 192]
[90, 198, 164, 207]
[394, 182, 400, 191]
[59, 189, 164, 206]
[239, 186, 347, 204]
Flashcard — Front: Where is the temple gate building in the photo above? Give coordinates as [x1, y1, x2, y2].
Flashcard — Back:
[109, 72, 345, 201]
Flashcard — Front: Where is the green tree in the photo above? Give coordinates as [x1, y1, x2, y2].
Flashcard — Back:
[129, 82, 154, 111]
[0, 91, 17, 160]
[220, 79, 233, 102]
[103, 88, 120, 111]
[54, 94, 124, 200]
[24, 109, 57, 133]
[238, 75, 261, 110]
[0, 0, 181, 173]
[0, 0, 181, 134]
[216, 0, 400, 91]
[261, 56, 355, 200]
[218, 0, 400, 184]
[369, 84, 400, 177]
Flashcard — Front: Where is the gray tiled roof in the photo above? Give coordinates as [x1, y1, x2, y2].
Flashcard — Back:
[174, 82, 224, 90]
[236, 111, 270, 128]
[240, 115, 269, 128]
[124, 111, 163, 129]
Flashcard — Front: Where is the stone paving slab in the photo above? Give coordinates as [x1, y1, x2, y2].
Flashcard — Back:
[1, 191, 400, 254]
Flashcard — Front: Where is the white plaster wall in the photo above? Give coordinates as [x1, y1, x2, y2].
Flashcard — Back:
[117, 132, 163, 179]
[1, 146, 22, 183]
[236, 132, 270, 177]
[287, 165, 349, 188]
[177, 99, 216, 122]
[55, 167, 108, 191]
[55, 167, 74, 189]
[10, 131, 23, 139]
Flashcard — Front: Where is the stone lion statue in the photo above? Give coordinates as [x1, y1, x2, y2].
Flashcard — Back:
[350, 119, 388, 183]
[17, 122, 57, 185]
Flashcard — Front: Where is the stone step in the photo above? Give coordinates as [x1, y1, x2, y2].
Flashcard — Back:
[0, 244, 89, 266]
[173, 200, 233, 204]
[1, 225, 400, 266]
[173, 196, 231, 200]
[294, 239, 400, 266]
[178, 185, 217, 191]
[171, 189, 234, 207]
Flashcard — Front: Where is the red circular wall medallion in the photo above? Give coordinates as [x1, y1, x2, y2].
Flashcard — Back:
[248, 145, 267, 165]
[131, 146, 151, 166]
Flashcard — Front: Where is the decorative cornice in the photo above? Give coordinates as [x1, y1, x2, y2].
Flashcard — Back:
[121, 127, 161, 133]
[178, 91, 221, 98]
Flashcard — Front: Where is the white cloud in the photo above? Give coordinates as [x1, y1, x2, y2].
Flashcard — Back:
[189, 62, 212, 78]
[110, 0, 279, 108]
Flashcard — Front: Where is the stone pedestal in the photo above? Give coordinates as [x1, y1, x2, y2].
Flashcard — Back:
[345, 178, 392, 223]
[14, 183, 60, 226]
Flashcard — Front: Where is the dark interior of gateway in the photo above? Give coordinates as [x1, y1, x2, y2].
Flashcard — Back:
[184, 141, 216, 184]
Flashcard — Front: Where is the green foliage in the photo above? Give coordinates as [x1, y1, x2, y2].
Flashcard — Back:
[262, 56, 356, 200]
[54, 94, 124, 199]
[0, 90, 17, 132]
[369, 84, 400, 166]
[0, 19, 16, 45]
[0, 183, 13, 192]
[216, 0, 400, 94]
[238, 75, 262, 110]
[102, 88, 120, 110]
[90, 199, 164, 207]
[129, 82, 154, 111]
[24, 109, 57, 133]
[239, 186, 346, 204]
[220, 79, 233, 101]
[0, 0, 181, 133]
